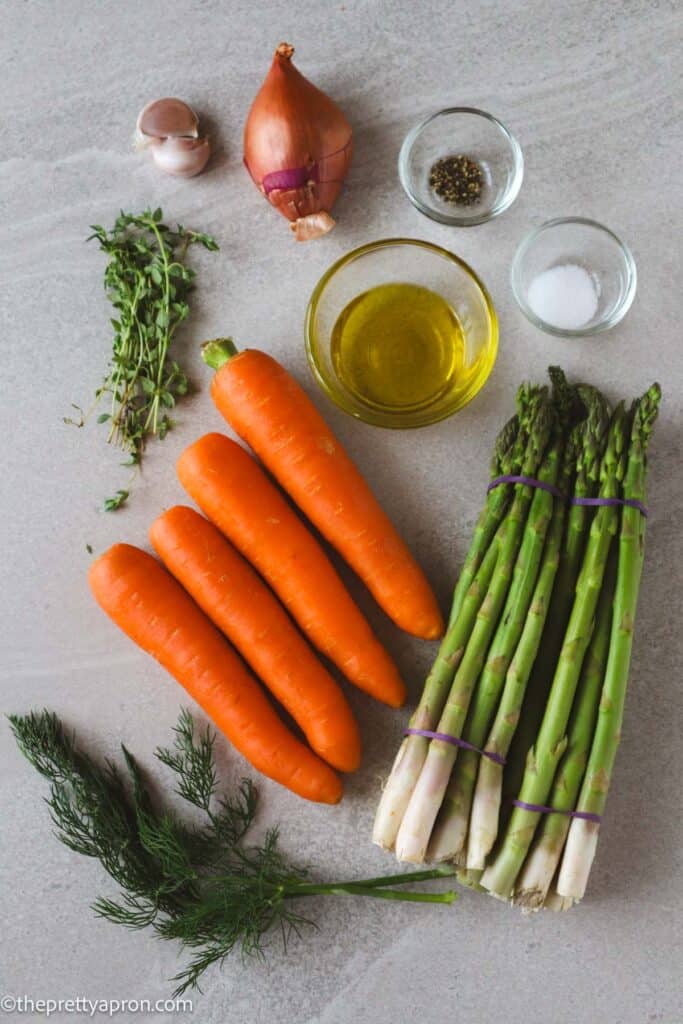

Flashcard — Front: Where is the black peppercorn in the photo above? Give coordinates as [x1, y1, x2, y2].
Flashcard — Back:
[429, 155, 484, 207]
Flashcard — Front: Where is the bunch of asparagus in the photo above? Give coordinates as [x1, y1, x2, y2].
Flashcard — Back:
[373, 369, 660, 910]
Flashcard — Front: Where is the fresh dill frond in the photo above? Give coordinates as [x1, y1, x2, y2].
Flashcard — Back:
[155, 708, 218, 812]
[9, 709, 457, 996]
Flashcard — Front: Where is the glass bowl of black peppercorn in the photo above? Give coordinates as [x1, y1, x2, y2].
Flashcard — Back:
[399, 108, 524, 226]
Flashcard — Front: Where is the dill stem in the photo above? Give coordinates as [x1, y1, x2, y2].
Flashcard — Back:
[321, 867, 457, 888]
[284, 883, 457, 904]
[283, 867, 458, 903]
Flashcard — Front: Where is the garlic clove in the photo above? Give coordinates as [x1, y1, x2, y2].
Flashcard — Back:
[135, 98, 210, 177]
[135, 97, 199, 149]
[150, 136, 211, 178]
[290, 211, 336, 241]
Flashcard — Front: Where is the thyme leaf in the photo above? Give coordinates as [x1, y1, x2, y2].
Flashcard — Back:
[85, 209, 218, 507]
[103, 489, 129, 512]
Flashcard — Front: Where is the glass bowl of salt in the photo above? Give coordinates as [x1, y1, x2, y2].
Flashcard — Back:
[511, 217, 637, 337]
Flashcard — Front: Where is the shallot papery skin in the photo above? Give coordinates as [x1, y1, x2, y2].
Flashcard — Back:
[243, 43, 353, 240]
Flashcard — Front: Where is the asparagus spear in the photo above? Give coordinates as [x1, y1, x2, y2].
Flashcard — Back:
[372, 390, 544, 851]
[466, 438, 575, 870]
[514, 544, 618, 907]
[395, 398, 554, 863]
[490, 403, 608, 873]
[497, 386, 611, 813]
[427, 422, 565, 863]
[373, 534, 501, 849]
[427, 370, 578, 864]
[446, 384, 551, 630]
[447, 408, 522, 629]
[557, 384, 660, 902]
[481, 403, 629, 898]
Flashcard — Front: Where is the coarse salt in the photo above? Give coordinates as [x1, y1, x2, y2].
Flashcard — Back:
[527, 264, 599, 330]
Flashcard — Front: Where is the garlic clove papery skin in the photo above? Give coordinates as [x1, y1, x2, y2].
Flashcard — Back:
[136, 97, 200, 144]
[150, 136, 211, 178]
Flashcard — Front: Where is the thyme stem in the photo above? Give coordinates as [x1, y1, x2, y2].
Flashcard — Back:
[85, 208, 218, 509]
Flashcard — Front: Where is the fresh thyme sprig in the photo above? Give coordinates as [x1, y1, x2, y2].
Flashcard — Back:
[9, 709, 457, 996]
[83, 208, 218, 510]
[103, 489, 129, 512]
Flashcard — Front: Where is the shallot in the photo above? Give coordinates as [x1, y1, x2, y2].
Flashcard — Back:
[244, 43, 353, 240]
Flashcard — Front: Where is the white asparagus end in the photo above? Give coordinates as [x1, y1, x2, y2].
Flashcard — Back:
[467, 761, 504, 869]
[372, 736, 430, 851]
[544, 890, 574, 912]
[395, 745, 456, 863]
[514, 841, 562, 909]
[556, 817, 600, 901]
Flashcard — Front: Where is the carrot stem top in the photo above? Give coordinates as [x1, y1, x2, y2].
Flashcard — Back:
[202, 337, 239, 370]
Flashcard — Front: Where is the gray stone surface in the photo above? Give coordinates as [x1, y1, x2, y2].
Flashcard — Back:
[1, 1, 681, 1022]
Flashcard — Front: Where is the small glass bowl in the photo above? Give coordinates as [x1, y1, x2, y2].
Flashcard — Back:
[398, 108, 524, 226]
[305, 238, 498, 428]
[511, 217, 637, 337]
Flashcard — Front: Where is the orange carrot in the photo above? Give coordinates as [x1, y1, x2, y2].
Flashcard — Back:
[89, 543, 342, 804]
[202, 342, 445, 640]
[150, 505, 361, 773]
[177, 433, 406, 708]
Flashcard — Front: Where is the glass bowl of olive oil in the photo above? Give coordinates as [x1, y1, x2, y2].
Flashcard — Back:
[305, 239, 498, 428]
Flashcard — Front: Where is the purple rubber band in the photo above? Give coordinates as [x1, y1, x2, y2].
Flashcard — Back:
[487, 476, 649, 517]
[570, 496, 649, 517]
[404, 728, 506, 766]
[512, 799, 602, 823]
[487, 475, 566, 500]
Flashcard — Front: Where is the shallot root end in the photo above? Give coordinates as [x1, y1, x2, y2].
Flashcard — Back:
[290, 211, 336, 241]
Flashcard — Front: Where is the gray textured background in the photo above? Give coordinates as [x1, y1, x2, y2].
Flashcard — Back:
[1, 2, 682, 1022]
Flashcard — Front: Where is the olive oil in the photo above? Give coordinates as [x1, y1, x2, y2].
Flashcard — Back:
[331, 283, 466, 412]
